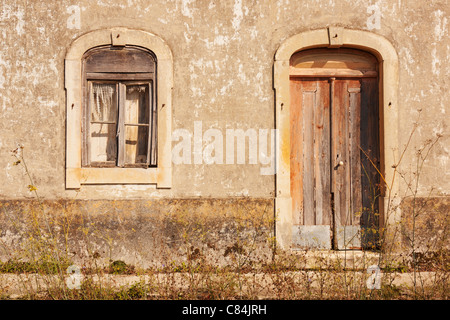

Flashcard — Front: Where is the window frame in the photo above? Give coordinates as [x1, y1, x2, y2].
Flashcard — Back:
[84, 80, 119, 168]
[65, 28, 172, 189]
[84, 80, 155, 169]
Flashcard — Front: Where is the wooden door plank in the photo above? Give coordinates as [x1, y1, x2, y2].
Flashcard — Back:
[290, 79, 304, 225]
[360, 78, 380, 245]
[332, 80, 351, 227]
[348, 82, 362, 226]
[314, 80, 331, 225]
[302, 81, 317, 225]
[321, 79, 332, 226]
[331, 79, 341, 226]
[314, 82, 323, 225]
[342, 80, 354, 227]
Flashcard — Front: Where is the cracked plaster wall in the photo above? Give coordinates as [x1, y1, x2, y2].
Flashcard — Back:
[0, 0, 448, 200]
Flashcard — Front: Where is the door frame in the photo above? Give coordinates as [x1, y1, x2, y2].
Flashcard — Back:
[273, 27, 399, 250]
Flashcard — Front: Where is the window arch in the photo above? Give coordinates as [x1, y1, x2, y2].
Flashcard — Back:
[289, 47, 379, 77]
[65, 28, 173, 189]
[82, 46, 157, 168]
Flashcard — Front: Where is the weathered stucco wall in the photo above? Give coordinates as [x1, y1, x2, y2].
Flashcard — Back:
[0, 198, 274, 268]
[0, 0, 448, 200]
[0, 1, 448, 262]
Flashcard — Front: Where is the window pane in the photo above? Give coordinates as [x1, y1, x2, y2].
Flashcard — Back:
[125, 84, 149, 124]
[91, 83, 117, 122]
[89, 83, 117, 164]
[125, 125, 149, 165]
[90, 123, 117, 163]
[123, 84, 150, 165]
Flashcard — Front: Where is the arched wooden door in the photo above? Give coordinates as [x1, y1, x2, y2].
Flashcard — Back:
[290, 48, 381, 250]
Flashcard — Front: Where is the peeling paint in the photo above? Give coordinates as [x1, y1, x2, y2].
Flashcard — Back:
[433, 9, 448, 42]
[231, 0, 244, 31]
[181, 0, 195, 18]
[431, 47, 441, 76]
[1, 5, 25, 36]
[400, 47, 415, 77]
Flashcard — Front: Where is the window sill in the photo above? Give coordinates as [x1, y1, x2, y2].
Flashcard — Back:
[66, 167, 170, 188]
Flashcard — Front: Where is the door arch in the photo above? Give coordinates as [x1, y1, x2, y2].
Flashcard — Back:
[273, 28, 399, 250]
[290, 48, 380, 249]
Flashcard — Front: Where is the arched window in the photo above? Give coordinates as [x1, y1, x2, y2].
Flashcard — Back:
[82, 46, 157, 168]
[65, 28, 173, 189]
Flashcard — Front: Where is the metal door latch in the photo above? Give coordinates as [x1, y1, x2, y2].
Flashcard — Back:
[334, 160, 344, 170]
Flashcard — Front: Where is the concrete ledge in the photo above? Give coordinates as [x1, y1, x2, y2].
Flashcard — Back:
[0, 271, 442, 299]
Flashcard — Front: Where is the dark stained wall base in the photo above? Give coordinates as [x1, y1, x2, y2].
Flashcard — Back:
[0, 198, 275, 270]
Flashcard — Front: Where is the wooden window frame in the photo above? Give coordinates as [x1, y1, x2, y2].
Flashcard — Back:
[65, 28, 173, 189]
[84, 80, 156, 169]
